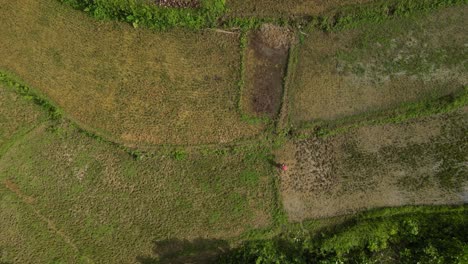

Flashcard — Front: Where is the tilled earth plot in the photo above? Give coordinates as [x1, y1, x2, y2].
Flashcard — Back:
[243, 24, 293, 118]
[279, 108, 468, 221]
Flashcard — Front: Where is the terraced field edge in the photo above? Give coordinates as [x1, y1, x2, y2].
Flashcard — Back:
[295, 86, 468, 138]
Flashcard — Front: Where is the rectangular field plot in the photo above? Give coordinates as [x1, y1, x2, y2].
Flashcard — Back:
[290, 6, 467, 125]
[0, 0, 264, 147]
[242, 25, 292, 118]
[0, 121, 276, 263]
[279, 109, 467, 221]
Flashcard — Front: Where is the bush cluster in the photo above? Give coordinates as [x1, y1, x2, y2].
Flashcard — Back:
[58, 0, 226, 30]
[218, 206, 468, 263]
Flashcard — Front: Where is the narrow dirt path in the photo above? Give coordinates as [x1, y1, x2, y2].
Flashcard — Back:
[0, 123, 90, 261]
[2, 179, 81, 254]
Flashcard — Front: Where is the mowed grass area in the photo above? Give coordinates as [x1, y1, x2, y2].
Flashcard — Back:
[0, 0, 264, 148]
[225, 0, 375, 18]
[279, 108, 467, 221]
[0, 118, 276, 263]
[289, 5, 467, 126]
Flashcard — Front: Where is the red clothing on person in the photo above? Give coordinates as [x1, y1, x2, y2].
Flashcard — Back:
[281, 164, 288, 171]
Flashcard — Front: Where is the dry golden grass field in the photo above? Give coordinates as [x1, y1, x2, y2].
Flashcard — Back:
[0, 0, 264, 148]
[289, 5, 467, 126]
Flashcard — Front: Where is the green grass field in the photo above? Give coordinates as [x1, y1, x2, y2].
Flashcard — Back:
[0, 0, 467, 263]
[289, 5, 467, 126]
[0, 108, 276, 262]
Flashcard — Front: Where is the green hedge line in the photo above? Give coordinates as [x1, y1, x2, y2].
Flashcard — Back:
[58, 0, 467, 31]
[219, 205, 468, 263]
[58, 0, 226, 30]
[0, 71, 61, 120]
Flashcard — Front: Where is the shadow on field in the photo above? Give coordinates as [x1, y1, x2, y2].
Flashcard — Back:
[136, 238, 229, 264]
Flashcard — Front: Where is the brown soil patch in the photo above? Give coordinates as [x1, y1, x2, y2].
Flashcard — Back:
[278, 112, 467, 222]
[244, 24, 292, 117]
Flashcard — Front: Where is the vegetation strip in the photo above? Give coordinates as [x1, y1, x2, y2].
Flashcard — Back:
[59, 0, 467, 31]
[0, 72, 61, 120]
[58, 0, 226, 30]
[276, 38, 299, 132]
[295, 86, 468, 138]
[218, 205, 468, 263]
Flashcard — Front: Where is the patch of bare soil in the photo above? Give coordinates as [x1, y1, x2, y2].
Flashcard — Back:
[245, 24, 293, 117]
[151, 0, 200, 8]
[278, 112, 467, 222]
[279, 137, 341, 221]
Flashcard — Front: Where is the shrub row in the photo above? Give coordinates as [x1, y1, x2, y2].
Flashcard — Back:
[58, 0, 226, 30]
[218, 205, 468, 263]
[59, 0, 467, 31]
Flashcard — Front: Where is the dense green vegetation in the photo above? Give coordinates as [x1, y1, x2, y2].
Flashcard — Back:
[219, 206, 468, 263]
[59, 0, 468, 31]
[59, 0, 226, 30]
